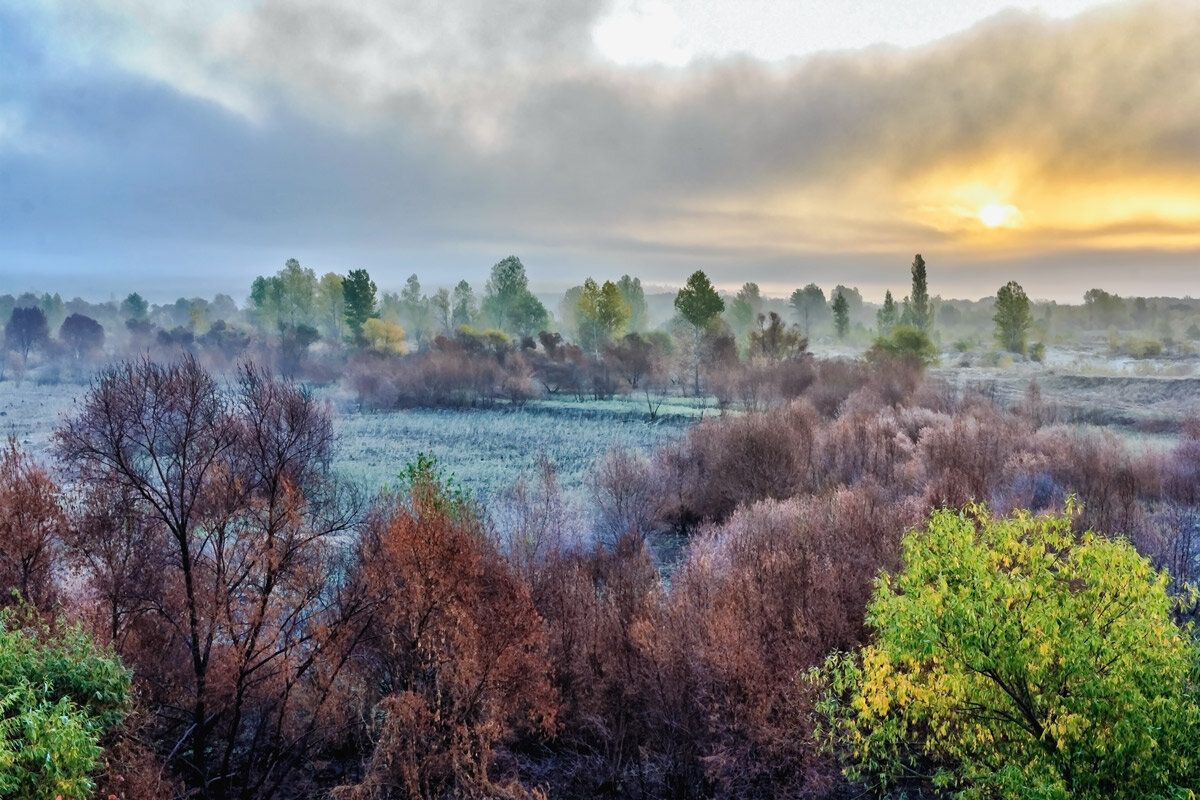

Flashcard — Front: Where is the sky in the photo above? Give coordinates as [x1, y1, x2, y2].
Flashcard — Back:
[2, 0, 1198, 304]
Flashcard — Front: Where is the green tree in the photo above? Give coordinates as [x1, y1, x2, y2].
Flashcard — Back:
[343, 268, 378, 346]
[481, 256, 526, 331]
[315, 271, 345, 342]
[250, 274, 282, 328]
[451, 280, 477, 329]
[120, 292, 148, 322]
[866, 324, 938, 366]
[831, 290, 850, 340]
[4, 307, 49, 367]
[251, 259, 317, 330]
[278, 257, 316, 326]
[833, 284, 863, 317]
[510, 291, 550, 338]
[616, 274, 648, 332]
[728, 282, 763, 339]
[399, 273, 430, 344]
[790, 283, 827, 338]
[0, 609, 130, 800]
[479, 256, 549, 336]
[1083, 288, 1126, 327]
[576, 278, 631, 356]
[823, 504, 1200, 800]
[901, 254, 932, 332]
[430, 287, 452, 335]
[674, 270, 725, 395]
[994, 280, 1033, 354]
[876, 290, 898, 336]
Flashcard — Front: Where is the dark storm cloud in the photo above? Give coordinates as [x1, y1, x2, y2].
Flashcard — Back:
[3, 0, 1200, 301]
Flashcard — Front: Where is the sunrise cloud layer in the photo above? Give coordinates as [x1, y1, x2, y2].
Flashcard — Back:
[2, 0, 1198, 302]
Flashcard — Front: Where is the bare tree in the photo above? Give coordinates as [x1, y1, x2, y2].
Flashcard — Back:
[56, 356, 366, 799]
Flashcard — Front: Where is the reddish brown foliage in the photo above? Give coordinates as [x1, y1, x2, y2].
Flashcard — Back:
[656, 487, 920, 798]
[653, 401, 820, 528]
[0, 438, 65, 611]
[56, 357, 365, 799]
[335, 480, 557, 800]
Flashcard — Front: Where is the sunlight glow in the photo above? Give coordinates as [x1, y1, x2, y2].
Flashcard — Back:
[980, 203, 1020, 228]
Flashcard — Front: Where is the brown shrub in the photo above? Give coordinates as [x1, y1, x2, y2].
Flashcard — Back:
[918, 402, 1030, 510]
[652, 401, 820, 529]
[336, 477, 556, 800]
[0, 438, 65, 611]
[655, 486, 921, 798]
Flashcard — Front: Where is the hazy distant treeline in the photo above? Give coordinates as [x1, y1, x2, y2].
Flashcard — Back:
[4, 255, 1200, 398]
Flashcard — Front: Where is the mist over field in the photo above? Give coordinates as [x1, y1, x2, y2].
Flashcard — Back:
[4, 1, 1200, 798]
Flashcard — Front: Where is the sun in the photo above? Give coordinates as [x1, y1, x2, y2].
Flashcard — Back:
[979, 203, 1020, 228]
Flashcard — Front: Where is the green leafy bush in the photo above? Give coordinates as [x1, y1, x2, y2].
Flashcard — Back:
[821, 505, 1200, 800]
[0, 609, 129, 799]
[866, 325, 938, 366]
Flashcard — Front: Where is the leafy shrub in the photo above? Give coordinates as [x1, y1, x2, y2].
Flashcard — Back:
[1121, 337, 1165, 359]
[0, 608, 130, 799]
[865, 325, 938, 367]
[822, 504, 1200, 800]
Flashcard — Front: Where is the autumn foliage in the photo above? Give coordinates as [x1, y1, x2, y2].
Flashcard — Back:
[6, 351, 1200, 798]
[333, 459, 556, 799]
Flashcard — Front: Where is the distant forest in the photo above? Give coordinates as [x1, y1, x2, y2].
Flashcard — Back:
[4, 256, 1200, 799]
[3, 254, 1199, 398]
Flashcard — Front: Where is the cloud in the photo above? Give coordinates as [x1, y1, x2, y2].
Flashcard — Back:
[3, 0, 1200, 301]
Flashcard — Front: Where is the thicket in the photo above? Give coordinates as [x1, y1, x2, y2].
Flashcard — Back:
[3, 350, 1200, 798]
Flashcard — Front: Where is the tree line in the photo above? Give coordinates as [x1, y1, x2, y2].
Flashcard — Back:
[6, 252, 1200, 396]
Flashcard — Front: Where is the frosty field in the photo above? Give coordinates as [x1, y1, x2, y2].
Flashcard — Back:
[329, 401, 695, 508]
[0, 379, 694, 519]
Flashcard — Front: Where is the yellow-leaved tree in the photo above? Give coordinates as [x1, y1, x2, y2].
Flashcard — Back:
[819, 504, 1200, 799]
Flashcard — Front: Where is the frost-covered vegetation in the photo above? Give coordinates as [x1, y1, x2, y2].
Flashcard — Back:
[7, 257, 1200, 798]
[330, 401, 697, 506]
[4, 349, 1200, 799]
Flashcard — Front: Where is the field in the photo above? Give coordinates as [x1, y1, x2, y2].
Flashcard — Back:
[0, 379, 695, 528]
[325, 395, 698, 504]
[5, 346, 1198, 519]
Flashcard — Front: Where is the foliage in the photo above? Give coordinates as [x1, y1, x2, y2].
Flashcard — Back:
[876, 290, 898, 337]
[58, 313, 105, 361]
[315, 271, 346, 341]
[482, 255, 549, 336]
[343, 268, 378, 345]
[575, 278, 630, 356]
[674, 270, 724, 331]
[728, 282, 763, 338]
[831, 291, 850, 339]
[4, 307, 49, 364]
[362, 317, 407, 354]
[56, 357, 364, 798]
[336, 454, 555, 800]
[616, 274, 648, 332]
[0, 607, 130, 800]
[748, 311, 806, 360]
[994, 280, 1032, 354]
[251, 258, 317, 330]
[0, 439, 64, 611]
[902, 254, 932, 332]
[790, 283, 827, 337]
[120, 292, 149, 322]
[452, 279, 478, 329]
[866, 325, 938, 366]
[823, 505, 1200, 800]
[1084, 287, 1125, 327]
[675, 270, 725, 394]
